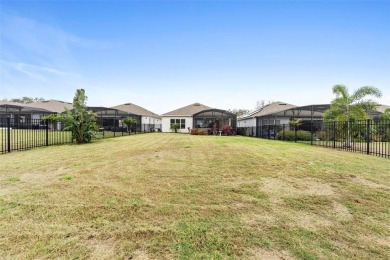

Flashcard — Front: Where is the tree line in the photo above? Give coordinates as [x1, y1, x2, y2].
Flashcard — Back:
[2, 97, 45, 104]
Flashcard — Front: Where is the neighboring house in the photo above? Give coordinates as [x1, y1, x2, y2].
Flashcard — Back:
[238, 102, 296, 128]
[112, 103, 162, 131]
[0, 100, 52, 121]
[161, 102, 237, 133]
[238, 102, 326, 137]
[373, 104, 390, 120]
[26, 99, 73, 119]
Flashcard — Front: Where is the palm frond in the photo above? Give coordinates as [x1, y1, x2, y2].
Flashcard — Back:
[332, 85, 349, 100]
[350, 86, 382, 103]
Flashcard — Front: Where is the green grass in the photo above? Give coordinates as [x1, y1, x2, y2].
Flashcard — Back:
[0, 133, 389, 259]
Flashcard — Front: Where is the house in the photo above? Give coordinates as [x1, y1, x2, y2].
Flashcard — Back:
[111, 103, 162, 131]
[0, 101, 52, 127]
[26, 99, 73, 118]
[238, 102, 296, 128]
[161, 103, 237, 133]
[237, 102, 327, 137]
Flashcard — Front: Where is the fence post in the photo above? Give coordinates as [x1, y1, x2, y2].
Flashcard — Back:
[45, 119, 49, 146]
[294, 125, 297, 143]
[310, 120, 313, 145]
[282, 124, 285, 141]
[7, 117, 11, 153]
[333, 121, 336, 149]
[366, 119, 371, 155]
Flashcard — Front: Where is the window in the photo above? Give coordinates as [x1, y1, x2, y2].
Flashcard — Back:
[262, 119, 281, 125]
[170, 119, 186, 129]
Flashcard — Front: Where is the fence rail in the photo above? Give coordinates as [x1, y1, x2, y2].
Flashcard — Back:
[237, 119, 390, 158]
[0, 117, 161, 154]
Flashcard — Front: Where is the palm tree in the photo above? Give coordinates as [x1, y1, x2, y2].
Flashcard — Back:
[324, 85, 382, 146]
[123, 117, 137, 133]
[170, 123, 180, 133]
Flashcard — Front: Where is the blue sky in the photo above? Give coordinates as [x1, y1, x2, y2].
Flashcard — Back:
[1, 1, 389, 114]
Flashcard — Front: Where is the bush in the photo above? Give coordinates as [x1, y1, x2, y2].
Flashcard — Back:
[316, 130, 334, 141]
[277, 130, 312, 141]
[191, 128, 208, 135]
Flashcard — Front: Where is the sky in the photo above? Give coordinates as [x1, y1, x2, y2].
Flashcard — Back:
[0, 1, 389, 114]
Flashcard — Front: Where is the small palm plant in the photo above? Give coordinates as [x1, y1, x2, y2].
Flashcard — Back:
[123, 117, 137, 133]
[170, 123, 180, 133]
[289, 119, 302, 130]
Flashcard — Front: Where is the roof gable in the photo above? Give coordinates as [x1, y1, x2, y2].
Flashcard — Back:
[162, 103, 211, 116]
[111, 103, 161, 118]
[26, 99, 72, 113]
[239, 102, 296, 119]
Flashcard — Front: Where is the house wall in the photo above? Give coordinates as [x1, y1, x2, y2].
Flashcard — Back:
[141, 116, 162, 125]
[237, 118, 256, 127]
[257, 117, 291, 126]
[162, 116, 193, 133]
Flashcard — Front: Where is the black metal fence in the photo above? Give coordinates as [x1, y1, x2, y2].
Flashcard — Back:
[237, 119, 390, 158]
[1, 117, 161, 154]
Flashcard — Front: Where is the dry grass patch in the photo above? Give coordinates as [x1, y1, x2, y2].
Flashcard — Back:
[0, 133, 389, 259]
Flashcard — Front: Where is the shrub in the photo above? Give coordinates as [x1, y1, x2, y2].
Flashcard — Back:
[170, 124, 180, 133]
[316, 130, 334, 141]
[277, 130, 312, 141]
[191, 128, 208, 135]
[45, 89, 97, 144]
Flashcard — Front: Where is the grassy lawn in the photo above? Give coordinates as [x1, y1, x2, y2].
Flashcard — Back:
[0, 133, 389, 259]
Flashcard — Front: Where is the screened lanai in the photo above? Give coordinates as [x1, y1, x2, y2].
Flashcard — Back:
[0, 103, 52, 127]
[193, 109, 237, 133]
[87, 107, 141, 130]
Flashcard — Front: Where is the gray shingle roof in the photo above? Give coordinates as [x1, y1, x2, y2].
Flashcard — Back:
[26, 100, 73, 113]
[0, 101, 52, 113]
[111, 103, 161, 118]
[239, 102, 296, 119]
[376, 104, 390, 113]
[162, 103, 211, 116]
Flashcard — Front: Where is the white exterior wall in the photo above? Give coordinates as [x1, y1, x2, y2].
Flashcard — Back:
[32, 114, 41, 120]
[237, 117, 256, 127]
[162, 116, 193, 133]
[141, 116, 162, 125]
[259, 117, 290, 126]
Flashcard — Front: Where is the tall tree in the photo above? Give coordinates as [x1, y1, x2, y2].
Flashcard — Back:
[323, 85, 382, 122]
[46, 89, 97, 144]
[323, 85, 382, 146]
[255, 100, 272, 109]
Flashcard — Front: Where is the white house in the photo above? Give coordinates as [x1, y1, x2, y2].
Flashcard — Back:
[161, 103, 210, 133]
[238, 102, 296, 127]
[112, 103, 162, 131]
[161, 103, 237, 133]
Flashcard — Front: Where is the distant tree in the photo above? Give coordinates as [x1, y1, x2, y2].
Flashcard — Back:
[380, 108, 390, 120]
[45, 89, 97, 144]
[255, 100, 272, 109]
[7, 97, 45, 104]
[228, 108, 250, 117]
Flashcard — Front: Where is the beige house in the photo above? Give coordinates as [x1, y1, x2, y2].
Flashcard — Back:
[161, 103, 236, 133]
